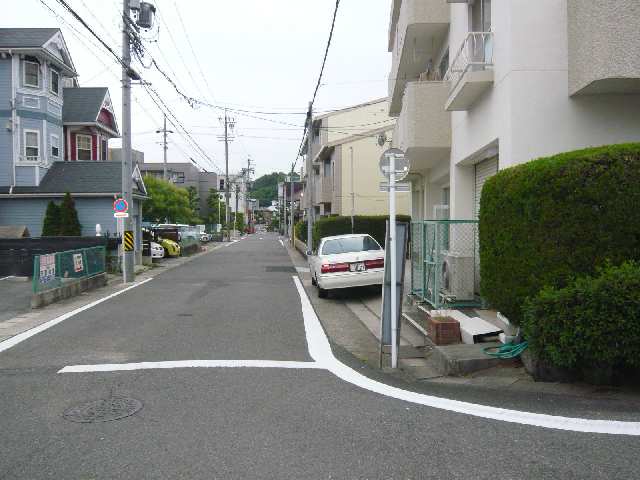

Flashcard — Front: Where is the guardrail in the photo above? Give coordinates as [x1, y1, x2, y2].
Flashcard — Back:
[444, 32, 494, 91]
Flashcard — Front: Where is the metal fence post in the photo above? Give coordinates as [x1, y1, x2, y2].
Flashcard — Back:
[434, 221, 441, 309]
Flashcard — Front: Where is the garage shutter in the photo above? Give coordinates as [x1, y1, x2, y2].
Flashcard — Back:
[474, 156, 498, 218]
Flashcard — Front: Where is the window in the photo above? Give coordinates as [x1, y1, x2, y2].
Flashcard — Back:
[76, 134, 92, 160]
[51, 134, 60, 158]
[321, 235, 382, 255]
[24, 130, 39, 159]
[101, 139, 107, 161]
[50, 69, 60, 95]
[219, 179, 225, 190]
[174, 172, 185, 183]
[323, 159, 331, 177]
[24, 60, 39, 88]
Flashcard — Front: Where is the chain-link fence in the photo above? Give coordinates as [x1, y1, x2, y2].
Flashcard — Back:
[411, 220, 482, 309]
[33, 246, 106, 293]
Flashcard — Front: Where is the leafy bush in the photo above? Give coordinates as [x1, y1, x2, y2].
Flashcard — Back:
[294, 220, 307, 243]
[310, 215, 411, 249]
[479, 143, 640, 324]
[42, 201, 61, 236]
[58, 193, 82, 236]
[522, 262, 640, 369]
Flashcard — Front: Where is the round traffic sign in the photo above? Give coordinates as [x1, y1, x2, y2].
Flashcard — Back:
[113, 198, 129, 213]
[379, 148, 410, 182]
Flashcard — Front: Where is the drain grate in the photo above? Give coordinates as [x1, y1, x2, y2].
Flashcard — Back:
[265, 266, 297, 273]
[63, 395, 143, 423]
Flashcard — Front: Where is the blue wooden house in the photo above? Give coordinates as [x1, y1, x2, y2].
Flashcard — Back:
[0, 28, 146, 260]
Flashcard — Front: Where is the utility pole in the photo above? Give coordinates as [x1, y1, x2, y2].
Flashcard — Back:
[350, 146, 356, 233]
[224, 108, 231, 242]
[235, 182, 240, 234]
[156, 115, 173, 181]
[121, 0, 134, 283]
[289, 171, 294, 244]
[306, 102, 314, 253]
[283, 179, 287, 238]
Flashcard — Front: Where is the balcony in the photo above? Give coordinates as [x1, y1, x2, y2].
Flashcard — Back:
[395, 81, 450, 173]
[444, 32, 494, 111]
[568, 0, 640, 95]
[320, 178, 333, 204]
[388, 0, 450, 115]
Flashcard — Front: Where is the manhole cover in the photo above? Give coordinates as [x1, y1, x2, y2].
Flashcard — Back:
[265, 266, 297, 273]
[63, 395, 143, 423]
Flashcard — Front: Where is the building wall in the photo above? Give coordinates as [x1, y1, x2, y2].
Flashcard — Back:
[0, 196, 144, 239]
[323, 99, 391, 145]
[338, 133, 410, 217]
[448, 0, 640, 218]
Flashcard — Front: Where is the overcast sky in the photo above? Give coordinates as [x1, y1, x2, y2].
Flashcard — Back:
[5, 0, 391, 178]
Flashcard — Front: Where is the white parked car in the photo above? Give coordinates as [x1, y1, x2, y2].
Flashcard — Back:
[150, 241, 165, 259]
[309, 234, 385, 298]
[200, 233, 211, 242]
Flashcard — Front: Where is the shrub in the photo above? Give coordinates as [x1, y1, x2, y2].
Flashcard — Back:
[522, 262, 640, 370]
[479, 143, 640, 324]
[58, 192, 82, 236]
[42, 201, 61, 236]
[294, 220, 307, 243]
[311, 215, 411, 249]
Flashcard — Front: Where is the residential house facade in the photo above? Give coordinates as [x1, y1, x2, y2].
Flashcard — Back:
[389, 0, 640, 222]
[305, 98, 410, 218]
[0, 28, 146, 261]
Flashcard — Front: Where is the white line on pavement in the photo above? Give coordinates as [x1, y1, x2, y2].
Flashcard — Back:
[279, 239, 285, 248]
[0, 278, 153, 355]
[0, 276, 14, 281]
[291, 276, 640, 436]
[59, 359, 322, 373]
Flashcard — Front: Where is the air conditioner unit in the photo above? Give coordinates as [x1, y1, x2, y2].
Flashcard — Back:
[441, 252, 474, 301]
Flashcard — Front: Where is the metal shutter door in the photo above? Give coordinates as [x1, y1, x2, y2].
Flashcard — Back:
[474, 156, 498, 218]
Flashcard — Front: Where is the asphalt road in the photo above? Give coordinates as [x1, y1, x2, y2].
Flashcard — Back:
[1, 233, 639, 479]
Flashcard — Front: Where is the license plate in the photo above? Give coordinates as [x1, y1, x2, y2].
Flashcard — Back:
[350, 262, 365, 272]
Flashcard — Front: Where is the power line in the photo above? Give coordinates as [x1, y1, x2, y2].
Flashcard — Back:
[44, 0, 221, 173]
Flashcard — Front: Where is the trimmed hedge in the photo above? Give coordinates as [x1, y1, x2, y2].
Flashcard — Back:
[293, 215, 411, 249]
[479, 143, 640, 324]
[522, 262, 640, 370]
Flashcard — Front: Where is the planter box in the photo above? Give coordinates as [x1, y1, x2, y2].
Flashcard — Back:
[427, 316, 461, 345]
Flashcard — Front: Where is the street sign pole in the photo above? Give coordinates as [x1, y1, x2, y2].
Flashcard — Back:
[389, 153, 398, 369]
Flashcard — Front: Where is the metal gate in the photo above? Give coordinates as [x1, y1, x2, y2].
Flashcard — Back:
[411, 220, 482, 309]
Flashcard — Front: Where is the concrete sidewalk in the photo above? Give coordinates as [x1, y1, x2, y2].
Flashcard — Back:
[285, 239, 640, 403]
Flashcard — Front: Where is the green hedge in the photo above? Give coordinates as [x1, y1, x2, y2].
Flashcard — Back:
[307, 215, 410, 250]
[479, 143, 640, 324]
[522, 262, 640, 370]
[295, 220, 307, 243]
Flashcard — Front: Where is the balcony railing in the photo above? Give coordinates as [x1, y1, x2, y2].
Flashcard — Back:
[444, 32, 494, 91]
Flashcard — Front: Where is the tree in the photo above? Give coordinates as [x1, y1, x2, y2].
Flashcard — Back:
[186, 186, 200, 218]
[249, 172, 286, 207]
[205, 188, 226, 225]
[58, 192, 82, 236]
[42, 201, 61, 236]
[234, 212, 244, 231]
[143, 175, 196, 224]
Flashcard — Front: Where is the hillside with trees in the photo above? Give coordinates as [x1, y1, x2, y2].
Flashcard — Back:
[249, 172, 286, 207]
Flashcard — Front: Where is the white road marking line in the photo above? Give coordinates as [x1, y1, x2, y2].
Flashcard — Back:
[0, 278, 153, 354]
[0, 276, 14, 281]
[295, 267, 310, 273]
[292, 276, 640, 436]
[59, 360, 322, 373]
[279, 239, 285, 248]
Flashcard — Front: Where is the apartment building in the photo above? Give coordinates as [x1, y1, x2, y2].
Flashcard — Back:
[305, 98, 410, 218]
[389, 0, 640, 222]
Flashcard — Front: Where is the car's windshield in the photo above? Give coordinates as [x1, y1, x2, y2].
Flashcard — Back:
[321, 236, 381, 255]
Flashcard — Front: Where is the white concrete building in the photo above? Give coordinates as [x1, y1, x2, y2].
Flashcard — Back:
[389, 0, 640, 221]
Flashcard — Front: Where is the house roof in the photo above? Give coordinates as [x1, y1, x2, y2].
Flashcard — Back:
[0, 225, 30, 238]
[0, 162, 147, 197]
[0, 28, 59, 48]
[63, 88, 107, 123]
